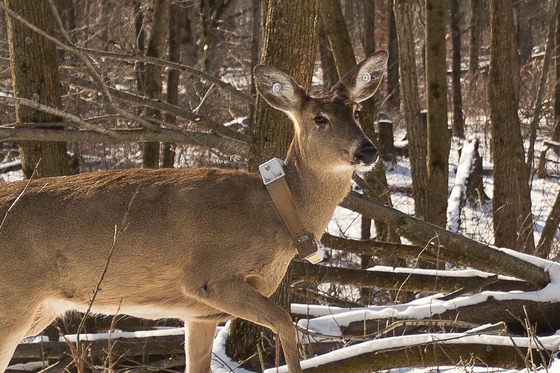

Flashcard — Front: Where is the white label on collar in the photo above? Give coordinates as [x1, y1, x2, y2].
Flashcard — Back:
[259, 158, 285, 185]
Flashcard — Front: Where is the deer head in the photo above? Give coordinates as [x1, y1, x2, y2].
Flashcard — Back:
[253, 50, 387, 175]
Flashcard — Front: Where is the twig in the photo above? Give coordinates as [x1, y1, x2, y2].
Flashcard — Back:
[75, 47, 255, 105]
[0, 159, 40, 230]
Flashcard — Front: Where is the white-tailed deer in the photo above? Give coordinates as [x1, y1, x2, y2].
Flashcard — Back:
[0, 51, 386, 373]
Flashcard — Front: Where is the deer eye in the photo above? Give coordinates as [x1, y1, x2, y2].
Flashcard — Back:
[354, 110, 361, 119]
[314, 115, 329, 129]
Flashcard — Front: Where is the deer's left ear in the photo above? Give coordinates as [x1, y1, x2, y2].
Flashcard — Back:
[333, 50, 388, 103]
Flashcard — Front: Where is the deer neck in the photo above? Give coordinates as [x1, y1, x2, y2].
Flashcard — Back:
[283, 142, 353, 239]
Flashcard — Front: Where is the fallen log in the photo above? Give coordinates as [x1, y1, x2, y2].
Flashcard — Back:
[290, 260, 536, 294]
[300, 340, 547, 372]
[12, 334, 184, 361]
[341, 192, 550, 287]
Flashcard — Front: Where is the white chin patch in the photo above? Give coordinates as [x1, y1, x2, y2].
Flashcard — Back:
[331, 164, 354, 174]
[353, 163, 375, 173]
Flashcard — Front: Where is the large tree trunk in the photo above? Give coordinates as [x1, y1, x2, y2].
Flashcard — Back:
[142, 0, 170, 169]
[425, 0, 449, 228]
[393, 0, 429, 220]
[5, 0, 70, 178]
[488, 0, 535, 253]
[229, 1, 318, 369]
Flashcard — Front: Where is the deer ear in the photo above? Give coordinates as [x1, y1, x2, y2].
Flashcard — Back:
[253, 65, 306, 112]
[333, 50, 388, 103]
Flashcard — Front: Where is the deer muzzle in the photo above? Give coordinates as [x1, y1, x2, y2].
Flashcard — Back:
[353, 141, 378, 167]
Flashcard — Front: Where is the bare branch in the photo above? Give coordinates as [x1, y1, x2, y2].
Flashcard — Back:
[0, 126, 248, 156]
[0, 95, 116, 136]
[75, 47, 255, 105]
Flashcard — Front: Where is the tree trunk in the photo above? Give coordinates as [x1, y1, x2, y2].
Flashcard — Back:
[134, 0, 145, 93]
[393, 0, 429, 220]
[142, 0, 170, 169]
[535, 186, 560, 258]
[553, 5, 560, 144]
[247, 1, 318, 171]
[449, 0, 465, 139]
[488, 0, 535, 253]
[425, 0, 449, 228]
[229, 0, 318, 369]
[513, 0, 532, 66]
[162, 0, 182, 168]
[387, 0, 400, 112]
[5, 0, 70, 178]
[468, 0, 481, 79]
[318, 20, 338, 91]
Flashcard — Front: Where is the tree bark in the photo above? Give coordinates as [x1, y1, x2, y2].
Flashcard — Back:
[142, 0, 170, 169]
[425, 0, 449, 228]
[488, 0, 535, 253]
[5, 0, 70, 178]
[393, 0, 429, 220]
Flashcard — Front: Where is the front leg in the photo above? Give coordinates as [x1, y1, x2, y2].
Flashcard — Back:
[193, 279, 302, 373]
[184, 320, 218, 373]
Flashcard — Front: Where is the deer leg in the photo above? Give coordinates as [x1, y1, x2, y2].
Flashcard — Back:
[193, 280, 302, 373]
[184, 319, 217, 373]
[0, 304, 39, 373]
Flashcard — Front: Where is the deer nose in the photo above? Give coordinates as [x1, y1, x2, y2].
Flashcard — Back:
[354, 142, 378, 166]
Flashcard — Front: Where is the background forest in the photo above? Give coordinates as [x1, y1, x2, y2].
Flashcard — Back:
[2, 0, 560, 372]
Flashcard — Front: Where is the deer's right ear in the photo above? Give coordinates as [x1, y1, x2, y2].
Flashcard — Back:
[253, 65, 306, 112]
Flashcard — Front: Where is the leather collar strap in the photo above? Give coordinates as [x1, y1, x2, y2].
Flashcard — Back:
[259, 158, 322, 263]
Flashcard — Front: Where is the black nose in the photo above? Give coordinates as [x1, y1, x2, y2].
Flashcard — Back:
[354, 142, 378, 165]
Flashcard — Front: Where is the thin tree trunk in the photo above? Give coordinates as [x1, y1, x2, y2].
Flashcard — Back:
[535, 187, 560, 258]
[527, 0, 559, 176]
[5, 0, 70, 178]
[488, 0, 535, 253]
[553, 4, 560, 144]
[394, 0, 429, 220]
[449, 0, 465, 139]
[425, 0, 449, 228]
[387, 0, 400, 111]
[468, 0, 481, 79]
[162, 0, 182, 168]
[142, 0, 170, 169]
